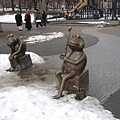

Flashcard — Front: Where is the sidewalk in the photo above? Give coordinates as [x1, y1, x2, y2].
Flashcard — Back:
[103, 89, 120, 119]
[49, 19, 120, 26]
[42, 26, 120, 119]
[0, 22, 120, 119]
[82, 27, 120, 119]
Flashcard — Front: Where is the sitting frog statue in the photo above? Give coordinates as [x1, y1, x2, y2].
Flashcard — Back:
[7, 34, 26, 71]
[53, 33, 87, 99]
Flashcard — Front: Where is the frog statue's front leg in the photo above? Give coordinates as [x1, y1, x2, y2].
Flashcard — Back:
[53, 71, 76, 99]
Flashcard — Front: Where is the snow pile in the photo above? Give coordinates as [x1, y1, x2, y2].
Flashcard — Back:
[0, 86, 118, 120]
[25, 32, 64, 44]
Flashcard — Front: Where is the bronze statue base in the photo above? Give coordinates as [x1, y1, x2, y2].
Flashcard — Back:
[65, 69, 89, 97]
[8, 54, 32, 72]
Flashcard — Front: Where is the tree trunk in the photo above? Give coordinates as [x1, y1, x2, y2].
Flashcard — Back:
[11, 0, 14, 11]
[34, 0, 38, 10]
[2, 0, 4, 12]
[0, 23, 2, 32]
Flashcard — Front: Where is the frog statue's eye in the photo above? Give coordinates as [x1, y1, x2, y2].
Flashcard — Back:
[7, 34, 10, 38]
[7, 34, 14, 38]
[75, 34, 81, 39]
[10, 34, 13, 37]
[79, 40, 85, 49]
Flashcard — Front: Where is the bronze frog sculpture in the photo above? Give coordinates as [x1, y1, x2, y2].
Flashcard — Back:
[53, 33, 87, 99]
[7, 34, 26, 71]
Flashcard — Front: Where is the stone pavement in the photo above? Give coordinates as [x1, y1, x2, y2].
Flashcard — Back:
[43, 26, 120, 99]
[83, 27, 120, 119]
[82, 27, 120, 103]
[0, 22, 120, 119]
[42, 26, 120, 119]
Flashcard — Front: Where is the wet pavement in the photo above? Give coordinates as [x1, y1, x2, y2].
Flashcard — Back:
[0, 23, 98, 56]
[0, 22, 120, 119]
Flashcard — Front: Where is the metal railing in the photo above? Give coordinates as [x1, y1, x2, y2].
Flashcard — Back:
[70, 6, 120, 20]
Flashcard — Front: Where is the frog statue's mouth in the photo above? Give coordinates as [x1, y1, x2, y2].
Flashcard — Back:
[68, 41, 78, 47]
[68, 38, 82, 47]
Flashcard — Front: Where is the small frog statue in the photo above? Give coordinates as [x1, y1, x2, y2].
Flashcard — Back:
[7, 34, 26, 71]
[53, 27, 87, 99]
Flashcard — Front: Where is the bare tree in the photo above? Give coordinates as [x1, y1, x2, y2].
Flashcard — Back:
[1, 0, 5, 12]
[46, 0, 64, 9]
[0, 22, 2, 32]
[11, 0, 15, 11]
[33, 0, 38, 10]
[45, 0, 50, 10]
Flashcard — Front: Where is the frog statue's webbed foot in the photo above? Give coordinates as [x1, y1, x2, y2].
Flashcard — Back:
[6, 67, 14, 72]
[59, 54, 65, 60]
[52, 94, 64, 99]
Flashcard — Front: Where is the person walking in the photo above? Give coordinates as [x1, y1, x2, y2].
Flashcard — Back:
[24, 11, 32, 30]
[42, 11, 47, 27]
[15, 11, 23, 31]
[34, 9, 43, 28]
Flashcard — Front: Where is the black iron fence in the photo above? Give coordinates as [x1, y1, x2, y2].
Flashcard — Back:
[69, 6, 120, 20]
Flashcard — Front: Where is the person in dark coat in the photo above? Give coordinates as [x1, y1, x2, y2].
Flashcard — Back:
[24, 11, 32, 30]
[15, 11, 22, 31]
[42, 11, 47, 27]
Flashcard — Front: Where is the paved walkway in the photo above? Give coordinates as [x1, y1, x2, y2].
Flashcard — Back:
[0, 23, 120, 119]
[83, 27, 120, 119]
[43, 27, 120, 102]
[42, 26, 120, 119]
[83, 27, 120, 103]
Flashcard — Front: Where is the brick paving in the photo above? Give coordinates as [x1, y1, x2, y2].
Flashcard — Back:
[43, 26, 120, 104]
[82, 28, 120, 103]
[1, 22, 120, 118]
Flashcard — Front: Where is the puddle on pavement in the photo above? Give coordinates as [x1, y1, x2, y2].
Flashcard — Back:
[0, 64, 58, 92]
